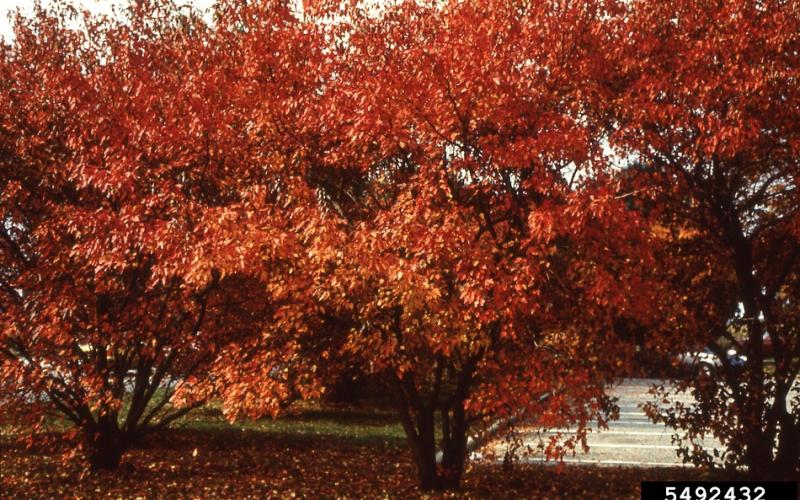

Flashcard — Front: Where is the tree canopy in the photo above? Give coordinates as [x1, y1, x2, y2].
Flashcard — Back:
[1, 0, 797, 485]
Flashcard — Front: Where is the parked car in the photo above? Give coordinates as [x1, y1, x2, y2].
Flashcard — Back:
[676, 347, 747, 376]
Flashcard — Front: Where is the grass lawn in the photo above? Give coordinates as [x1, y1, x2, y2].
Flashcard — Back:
[1, 401, 717, 499]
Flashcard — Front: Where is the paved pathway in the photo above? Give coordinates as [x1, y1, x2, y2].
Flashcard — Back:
[485, 378, 717, 467]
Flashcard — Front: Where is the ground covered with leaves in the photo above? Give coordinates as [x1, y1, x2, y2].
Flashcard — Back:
[1, 403, 713, 499]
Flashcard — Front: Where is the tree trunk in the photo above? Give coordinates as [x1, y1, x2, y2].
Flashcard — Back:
[392, 378, 468, 491]
[740, 320, 771, 479]
[402, 401, 470, 490]
[412, 407, 441, 490]
[743, 430, 773, 479]
[390, 343, 480, 492]
[438, 402, 468, 489]
[85, 425, 127, 471]
[414, 420, 466, 491]
[774, 416, 800, 479]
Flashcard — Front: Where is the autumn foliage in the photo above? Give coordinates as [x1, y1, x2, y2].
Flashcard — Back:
[0, 0, 322, 469]
[604, 0, 800, 477]
[0, 0, 797, 490]
[303, 0, 665, 489]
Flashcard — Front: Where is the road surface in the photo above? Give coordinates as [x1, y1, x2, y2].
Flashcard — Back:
[484, 378, 717, 467]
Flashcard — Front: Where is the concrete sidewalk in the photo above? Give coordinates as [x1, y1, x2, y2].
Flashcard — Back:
[484, 378, 714, 467]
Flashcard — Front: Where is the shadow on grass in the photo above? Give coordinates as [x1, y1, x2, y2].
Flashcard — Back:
[170, 401, 407, 448]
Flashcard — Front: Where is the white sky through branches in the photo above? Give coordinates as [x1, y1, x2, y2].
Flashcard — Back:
[0, 0, 217, 41]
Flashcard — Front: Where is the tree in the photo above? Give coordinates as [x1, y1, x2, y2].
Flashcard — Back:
[306, 0, 663, 489]
[605, 0, 800, 477]
[181, 0, 346, 422]
[0, 0, 305, 469]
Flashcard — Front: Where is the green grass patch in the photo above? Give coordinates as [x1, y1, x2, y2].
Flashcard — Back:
[174, 400, 408, 447]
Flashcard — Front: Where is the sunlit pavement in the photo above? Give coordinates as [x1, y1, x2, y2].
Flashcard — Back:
[484, 378, 718, 467]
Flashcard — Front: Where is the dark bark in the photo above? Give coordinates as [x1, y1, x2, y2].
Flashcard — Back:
[774, 415, 800, 479]
[84, 423, 127, 471]
[713, 195, 799, 478]
[391, 357, 477, 491]
[405, 404, 467, 491]
[438, 401, 469, 489]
